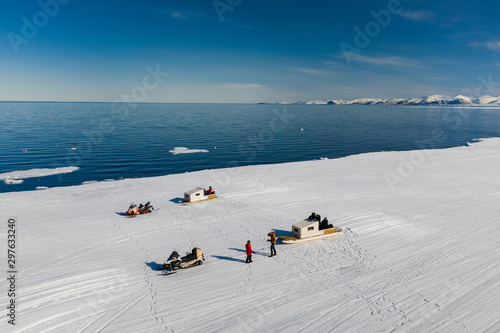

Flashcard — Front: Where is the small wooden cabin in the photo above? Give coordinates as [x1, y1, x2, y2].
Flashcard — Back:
[292, 220, 323, 239]
[184, 187, 206, 203]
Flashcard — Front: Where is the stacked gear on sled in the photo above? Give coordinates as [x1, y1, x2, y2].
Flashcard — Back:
[162, 248, 204, 275]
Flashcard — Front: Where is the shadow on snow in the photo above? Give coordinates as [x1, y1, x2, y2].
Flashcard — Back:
[145, 261, 165, 271]
[229, 247, 270, 257]
[271, 229, 290, 237]
[211, 255, 246, 263]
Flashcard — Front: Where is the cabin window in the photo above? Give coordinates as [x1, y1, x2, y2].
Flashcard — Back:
[293, 228, 299, 233]
[307, 227, 314, 231]
[196, 193, 200, 196]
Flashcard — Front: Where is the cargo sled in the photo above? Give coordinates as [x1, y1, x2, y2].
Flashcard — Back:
[278, 219, 342, 244]
[180, 187, 217, 204]
[162, 248, 205, 275]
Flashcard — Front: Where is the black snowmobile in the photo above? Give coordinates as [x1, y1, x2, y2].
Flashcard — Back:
[162, 248, 205, 275]
[138, 202, 154, 214]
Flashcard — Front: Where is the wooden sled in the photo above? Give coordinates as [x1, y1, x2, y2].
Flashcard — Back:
[278, 227, 342, 244]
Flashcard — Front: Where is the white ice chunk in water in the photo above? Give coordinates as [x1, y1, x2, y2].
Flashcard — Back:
[0, 166, 80, 185]
[4, 179, 24, 185]
[169, 147, 209, 155]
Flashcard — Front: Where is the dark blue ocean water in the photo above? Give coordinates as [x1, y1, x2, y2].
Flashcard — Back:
[1, 102, 500, 193]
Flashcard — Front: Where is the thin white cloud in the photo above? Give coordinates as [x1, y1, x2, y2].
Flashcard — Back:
[468, 41, 500, 51]
[236, 24, 256, 29]
[400, 10, 435, 22]
[220, 83, 269, 89]
[170, 10, 199, 20]
[171, 12, 185, 19]
[292, 67, 325, 76]
[348, 54, 426, 69]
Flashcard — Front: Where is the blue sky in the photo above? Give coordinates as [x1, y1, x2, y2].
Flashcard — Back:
[1, 0, 500, 103]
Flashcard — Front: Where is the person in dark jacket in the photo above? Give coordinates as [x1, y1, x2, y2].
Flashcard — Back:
[269, 232, 277, 257]
[245, 240, 253, 263]
[166, 251, 180, 272]
[320, 218, 326, 229]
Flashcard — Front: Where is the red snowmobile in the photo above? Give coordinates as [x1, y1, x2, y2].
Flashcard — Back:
[124, 201, 154, 217]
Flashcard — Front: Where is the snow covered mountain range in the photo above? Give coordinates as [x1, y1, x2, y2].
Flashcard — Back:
[274, 95, 500, 106]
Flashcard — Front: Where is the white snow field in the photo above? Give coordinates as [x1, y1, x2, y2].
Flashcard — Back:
[2, 139, 500, 332]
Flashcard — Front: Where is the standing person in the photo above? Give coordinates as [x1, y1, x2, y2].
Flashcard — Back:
[245, 240, 253, 263]
[269, 232, 277, 257]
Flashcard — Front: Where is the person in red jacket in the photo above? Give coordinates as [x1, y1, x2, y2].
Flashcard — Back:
[245, 240, 253, 263]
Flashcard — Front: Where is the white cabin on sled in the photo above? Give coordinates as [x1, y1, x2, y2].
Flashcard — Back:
[292, 220, 322, 239]
[278, 218, 341, 244]
[184, 187, 206, 203]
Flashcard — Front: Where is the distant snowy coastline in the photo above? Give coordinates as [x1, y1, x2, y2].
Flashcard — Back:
[266, 94, 500, 106]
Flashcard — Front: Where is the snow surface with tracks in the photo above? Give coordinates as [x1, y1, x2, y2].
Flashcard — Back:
[2, 139, 500, 332]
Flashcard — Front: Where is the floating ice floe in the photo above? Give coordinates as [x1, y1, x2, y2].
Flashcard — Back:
[0, 166, 80, 185]
[169, 147, 209, 155]
[81, 178, 116, 185]
[4, 179, 24, 185]
[36, 186, 49, 190]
